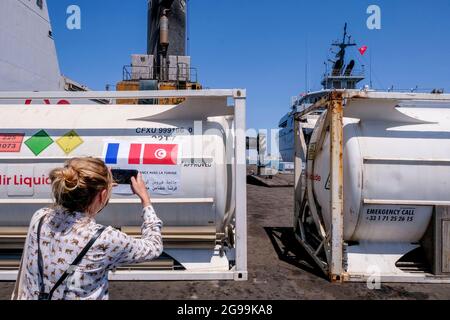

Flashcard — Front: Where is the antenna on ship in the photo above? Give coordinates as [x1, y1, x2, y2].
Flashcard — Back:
[305, 34, 309, 93]
[370, 48, 373, 88]
[321, 23, 365, 90]
[187, 0, 191, 56]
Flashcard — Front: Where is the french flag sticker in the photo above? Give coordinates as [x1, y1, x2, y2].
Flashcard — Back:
[105, 143, 179, 165]
[105, 143, 121, 165]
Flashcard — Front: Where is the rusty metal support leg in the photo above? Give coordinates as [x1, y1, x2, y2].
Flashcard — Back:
[329, 92, 345, 282]
[294, 118, 307, 231]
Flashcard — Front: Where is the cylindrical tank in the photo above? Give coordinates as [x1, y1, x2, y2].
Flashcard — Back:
[0, 102, 233, 236]
[309, 99, 450, 243]
[159, 12, 169, 48]
[148, 0, 186, 56]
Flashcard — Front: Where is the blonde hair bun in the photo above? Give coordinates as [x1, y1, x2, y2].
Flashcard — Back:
[54, 166, 80, 191]
[49, 157, 112, 213]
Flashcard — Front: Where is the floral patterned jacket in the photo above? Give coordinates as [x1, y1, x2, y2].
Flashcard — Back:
[18, 205, 163, 300]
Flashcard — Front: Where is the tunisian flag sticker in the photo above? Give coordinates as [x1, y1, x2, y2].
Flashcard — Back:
[143, 144, 179, 165]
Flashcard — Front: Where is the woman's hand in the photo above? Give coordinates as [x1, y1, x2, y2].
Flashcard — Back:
[131, 173, 151, 207]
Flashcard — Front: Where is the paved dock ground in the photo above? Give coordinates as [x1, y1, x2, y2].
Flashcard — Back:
[1, 181, 449, 300]
[247, 173, 294, 188]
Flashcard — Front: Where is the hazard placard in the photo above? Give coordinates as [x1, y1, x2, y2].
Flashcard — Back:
[0, 133, 25, 153]
[56, 130, 84, 155]
[25, 130, 54, 156]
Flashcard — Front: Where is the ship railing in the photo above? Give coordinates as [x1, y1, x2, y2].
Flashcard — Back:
[322, 68, 366, 78]
[291, 87, 446, 106]
[122, 65, 198, 83]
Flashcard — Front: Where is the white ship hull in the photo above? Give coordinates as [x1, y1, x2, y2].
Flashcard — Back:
[0, 0, 62, 92]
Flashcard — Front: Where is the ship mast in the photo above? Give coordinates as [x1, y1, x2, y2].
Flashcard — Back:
[322, 23, 364, 90]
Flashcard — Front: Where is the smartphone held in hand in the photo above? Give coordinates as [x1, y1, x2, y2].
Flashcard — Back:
[111, 169, 139, 185]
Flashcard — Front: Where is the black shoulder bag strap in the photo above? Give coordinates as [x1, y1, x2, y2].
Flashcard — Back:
[36, 216, 47, 299]
[37, 216, 106, 300]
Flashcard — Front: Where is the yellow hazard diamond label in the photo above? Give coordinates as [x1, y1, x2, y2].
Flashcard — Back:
[56, 130, 84, 155]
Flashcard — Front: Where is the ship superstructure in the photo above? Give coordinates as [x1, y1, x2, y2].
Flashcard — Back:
[278, 24, 365, 163]
[117, 0, 201, 105]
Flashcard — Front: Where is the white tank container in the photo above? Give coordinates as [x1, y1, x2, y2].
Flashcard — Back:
[0, 90, 248, 281]
[311, 98, 450, 243]
[0, 103, 232, 231]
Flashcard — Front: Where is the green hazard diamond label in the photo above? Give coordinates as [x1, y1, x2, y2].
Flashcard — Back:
[25, 130, 54, 156]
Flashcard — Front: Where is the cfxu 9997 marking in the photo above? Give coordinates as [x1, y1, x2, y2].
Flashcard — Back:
[136, 127, 193, 135]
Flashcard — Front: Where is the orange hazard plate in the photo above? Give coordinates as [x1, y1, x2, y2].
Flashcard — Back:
[0, 133, 25, 152]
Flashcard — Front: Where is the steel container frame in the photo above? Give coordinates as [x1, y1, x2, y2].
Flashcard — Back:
[294, 90, 450, 283]
[0, 89, 248, 282]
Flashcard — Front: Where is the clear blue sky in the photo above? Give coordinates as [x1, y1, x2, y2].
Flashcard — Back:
[48, 0, 450, 131]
